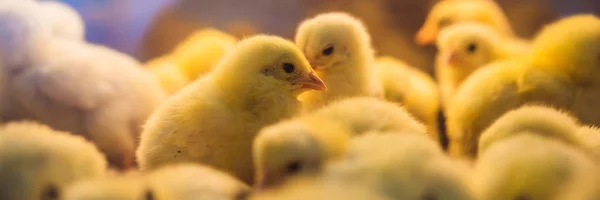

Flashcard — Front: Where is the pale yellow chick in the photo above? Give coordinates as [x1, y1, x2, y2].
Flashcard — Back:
[253, 97, 427, 189]
[376, 56, 442, 142]
[295, 12, 383, 111]
[63, 173, 151, 200]
[435, 23, 530, 108]
[137, 35, 327, 184]
[447, 15, 600, 158]
[0, 122, 107, 200]
[474, 133, 595, 200]
[416, 0, 514, 45]
[147, 164, 251, 200]
[325, 133, 475, 200]
[146, 56, 188, 94]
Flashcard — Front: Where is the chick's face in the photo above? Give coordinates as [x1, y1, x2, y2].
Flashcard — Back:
[254, 123, 323, 190]
[438, 30, 493, 69]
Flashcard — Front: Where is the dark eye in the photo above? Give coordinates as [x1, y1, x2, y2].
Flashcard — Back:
[322, 45, 334, 56]
[285, 161, 302, 174]
[438, 17, 452, 28]
[282, 63, 295, 73]
[145, 189, 155, 200]
[422, 192, 437, 200]
[42, 184, 59, 200]
[466, 43, 477, 54]
[234, 190, 251, 200]
[514, 195, 529, 200]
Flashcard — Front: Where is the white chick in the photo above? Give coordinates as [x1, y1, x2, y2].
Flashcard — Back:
[295, 12, 383, 111]
[0, 4, 166, 169]
[376, 56, 442, 142]
[253, 97, 427, 189]
[137, 35, 327, 184]
[435, 23, 530, 108]
[147, 164, 251, 200]
[63, 173, 153, 200]
[325, 133, 475, 200]
[0, 122, 107, 200]
[447, 15, 600, 158]
[37, 1, 85, 40]
[474, 133, 595, 200]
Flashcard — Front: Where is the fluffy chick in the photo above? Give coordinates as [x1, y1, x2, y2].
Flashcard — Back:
[147, 164, 251, 200]
[63, 173, 152, 200]
[325, 133, 475, 200]
[137, 35, 327, 184]
[447, 15, 600, 158]
[37, 0, 85, 40]
[416, 0, 514, 45]
[435, 23, 530, 108]
[478, 105, 587, 156]
[253, 97, 427, 189]
[145, 56, 188, 94]
[0, 5, 166, 169]
[376, 56, 442, 142]
[295, 12, 383, 111]
[0, 122, 107, 200]
[576, 126, 600, 160]
[473, 133, 595, 200]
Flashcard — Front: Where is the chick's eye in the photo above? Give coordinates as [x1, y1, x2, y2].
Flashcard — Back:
[322, 45, 334, 56]
[466, 43, 477, 54]
[145, 189, 155, 200]
[514, 195, 530, 200]
[282, 63, 295, 73]
[42, 184, 59, 200]
[285, 161, 302, 174]
[421, 192, 437, 200]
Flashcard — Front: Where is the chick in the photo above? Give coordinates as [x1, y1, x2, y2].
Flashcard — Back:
[295, 12, 383, 111]
[376, 56, 442, 142]
[251, 176, 391, 200]
[473, 133, 595, 200]
[63, 173, 152, 200]
[147, 164, 251, 200]
[38, 0, 85, 40]
[0, 122, 107, 200]
[325, 133, 475, 200]
[416, 0, 514, 45]
[145, 28, 237, 95]
[576, 126, 600, 160]
[478, 105, 586, 156]
[435, 23, 530, 108]
[447, 15, 600, 158]
[137, 35, 327, 184]
[253, 97, 427, 189]
[0, 5, 166, 169]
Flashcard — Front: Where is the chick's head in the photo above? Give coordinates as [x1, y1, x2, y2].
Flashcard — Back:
[213, 35, 326, 95]
[416, 0, 512, 45]
[63, 174, 156, 200]
[437, 23, 500, 69]
[295, 12, 372, 71]
[253, 120, 325, 190]
[529, 15, 600, 83]
[38, 1, 85, 40]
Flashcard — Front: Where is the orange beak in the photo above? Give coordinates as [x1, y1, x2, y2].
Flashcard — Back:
[297, 71, 327, 91]
[443, 50, 459, 65]
[415, 25, 438, 45]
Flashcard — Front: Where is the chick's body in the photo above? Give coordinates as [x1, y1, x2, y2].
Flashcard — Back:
[63, 174, 150, 200]
[0, 122, 107, 200]
[296, 12, 383, 111]
[376, 56, 441, 141]
[447, 15, 600, 158]
[137, 35, 326, 184]
[0, 5, 165, 169]
[435, 23, 530, 108]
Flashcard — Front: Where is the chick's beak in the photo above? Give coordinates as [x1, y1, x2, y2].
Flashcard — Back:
[254, 172, 281, 192]
[297, 71, 327, 91]
[443, 50, 459, 65]
[416, 26, 437, 45]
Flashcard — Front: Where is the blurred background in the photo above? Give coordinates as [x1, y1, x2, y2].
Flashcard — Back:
[60, 0, 600, 74]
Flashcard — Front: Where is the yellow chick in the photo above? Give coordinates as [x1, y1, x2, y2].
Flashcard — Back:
[137, 35, 327, 184]
[147, 164, 251, 200]
[376, 56, 442, 142]
[0, 122, 107, 200]
[435, 23, 530, 108]
[576, 126, 600, 160]
[63, 173, 151, 200]
[447, 15, 600, 158]
[325, 133, 475, 200]
[145, 28, 237, 95]
[295, 12, 383, 111]
[416, 0, 514, 45]
[251, 176, 391, 200]
[473, 133, 595, 200]
[478, 105, 587, 156]
[253, 97, 427, 189]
